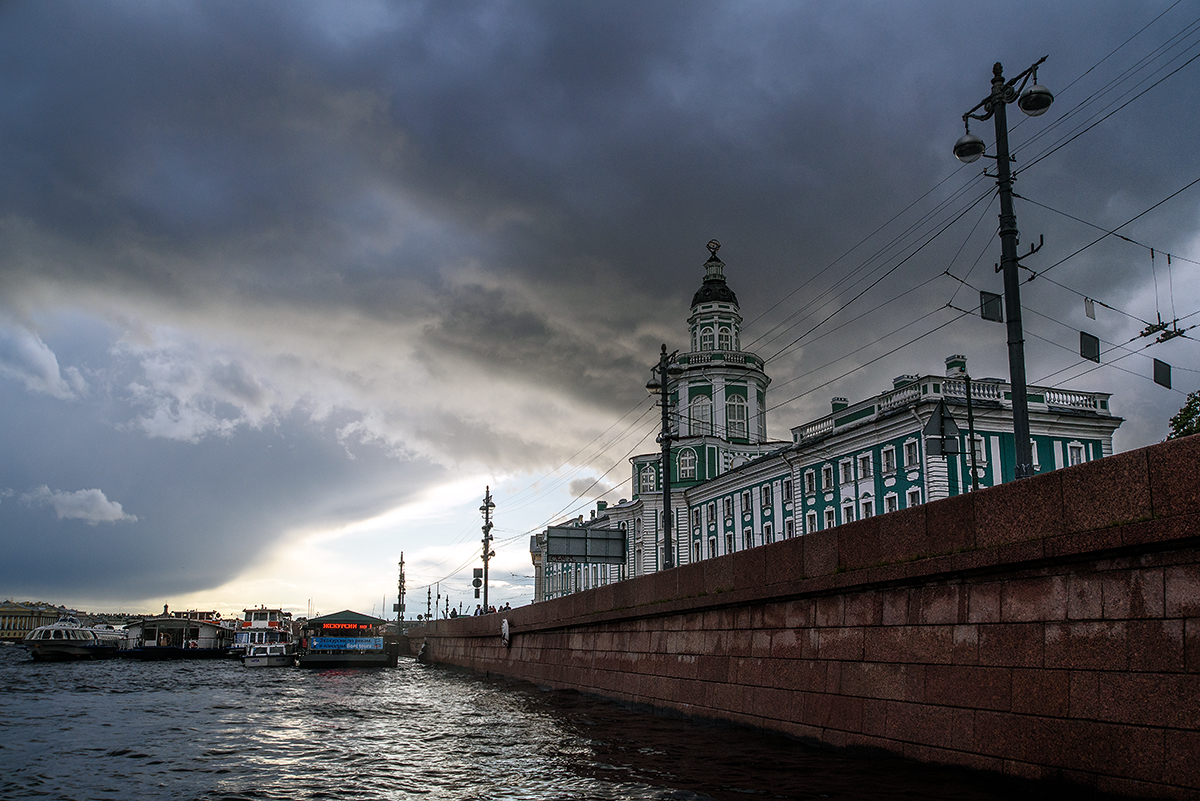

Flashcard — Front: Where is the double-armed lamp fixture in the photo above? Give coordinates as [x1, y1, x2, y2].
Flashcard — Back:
[953, 58, 1054, 480]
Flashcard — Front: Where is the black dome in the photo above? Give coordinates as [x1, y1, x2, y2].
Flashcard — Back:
[691, 280, 738, 307]
[691, 241, 739, 307]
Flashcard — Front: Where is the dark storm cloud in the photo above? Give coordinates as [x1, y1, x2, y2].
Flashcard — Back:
[1, 1, 1197, 608]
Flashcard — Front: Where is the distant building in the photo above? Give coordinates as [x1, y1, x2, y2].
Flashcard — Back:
[0, 600, 68, 642]
[531, 243, 1122, 601]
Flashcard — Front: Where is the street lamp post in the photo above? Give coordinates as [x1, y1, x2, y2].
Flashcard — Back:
[954, 58, 1054, 480]
[646, 344, 682, 570]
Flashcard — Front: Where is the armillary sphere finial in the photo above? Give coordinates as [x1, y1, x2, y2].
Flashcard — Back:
[706, 239, 721, 257]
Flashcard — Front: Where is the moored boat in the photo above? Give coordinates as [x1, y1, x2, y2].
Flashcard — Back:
[22, 617, 125, 661]
[297, 610, 396, 668]
[122, 613, 236, 659]
[230, 606, 294, 659]
[242, 643, 295, 667]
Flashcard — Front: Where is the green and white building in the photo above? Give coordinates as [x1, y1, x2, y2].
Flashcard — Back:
[531, 244, 1123, 600]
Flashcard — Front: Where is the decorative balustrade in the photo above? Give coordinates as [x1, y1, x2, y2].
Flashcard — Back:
[795, 417, 834, 441]
[680, 351, 762, 368]
[878, 384, 921, 411]
[1044, 389, 1100, 409]
[943, 379, 1003, 401]
[792, 374, 1112, 442]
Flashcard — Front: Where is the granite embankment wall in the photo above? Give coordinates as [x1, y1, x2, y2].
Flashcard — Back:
[410, 435, 1200, 798]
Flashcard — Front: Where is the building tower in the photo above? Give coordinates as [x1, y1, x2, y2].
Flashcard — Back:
[627, 241, 785, 574]
[666, 240, 775, 484]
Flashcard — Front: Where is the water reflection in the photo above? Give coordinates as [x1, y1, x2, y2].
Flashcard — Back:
[0, 647, 1116, 800]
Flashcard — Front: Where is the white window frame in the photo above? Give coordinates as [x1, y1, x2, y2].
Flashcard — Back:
[679, 448, 697, 480]
[640, 466, 655, 494]
[906, 488, 921, 507]
[823, 508, 836, 529]
[885, 494, 898, 514]
[700, 327, 714, 351]
[727, 394, 748, 439]
[842, 503, 855, 524]
[782, 479, 792, 502]
[904, 440, 920, 468]
[785, 519, 795, 539]
[840, 461, 853, 485]
[882, 447, 896, 474]
[858, 454, 873, 478]
[1068, 442, 1085, 466]
[723, 497, 733, 519]
[690, 396, 712, 436]
[861, 499, 874, 519]
[805, 470, 816, 495]
[822, 465, 834, 490]
[764, 522, 773, 544]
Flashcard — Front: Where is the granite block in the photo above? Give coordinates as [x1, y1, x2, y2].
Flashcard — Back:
[1062, 446, 1151, 535]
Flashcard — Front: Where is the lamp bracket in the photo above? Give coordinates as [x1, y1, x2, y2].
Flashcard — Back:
[1016, 234, 1045, 262]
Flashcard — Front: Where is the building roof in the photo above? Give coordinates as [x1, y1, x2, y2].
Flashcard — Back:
[691, 242, 739, 307]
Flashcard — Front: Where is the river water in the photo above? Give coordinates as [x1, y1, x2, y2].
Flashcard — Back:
[0, 645, 1116, 801]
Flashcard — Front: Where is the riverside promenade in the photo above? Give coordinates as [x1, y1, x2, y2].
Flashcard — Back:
[410, 434, 1200, 799]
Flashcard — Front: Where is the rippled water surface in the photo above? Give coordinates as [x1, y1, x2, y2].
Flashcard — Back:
[0, 645, 1115, 800]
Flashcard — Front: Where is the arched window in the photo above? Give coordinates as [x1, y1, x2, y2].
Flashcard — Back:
[640, 466, 656, 494]
[700, 327, 714, 351]
[726, 394, 748, 439]
[690, 396, 712, 436]
[718, 327, 732, 350]
[678, 449, 697, 480]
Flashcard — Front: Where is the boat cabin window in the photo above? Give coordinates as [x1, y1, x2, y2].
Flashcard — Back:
[253, 612, 269, 622]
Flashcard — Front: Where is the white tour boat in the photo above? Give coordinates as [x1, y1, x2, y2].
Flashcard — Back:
[242, 642, 296, 668]
[22, 617, 125, 661]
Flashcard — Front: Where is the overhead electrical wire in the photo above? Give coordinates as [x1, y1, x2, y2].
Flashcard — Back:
[749, 177, 990, 356]
[415, 6, 1200, 597]
[763, 187, 995, 363]
[1020, 175, 1200, 282]
[768, 306, 974, 417]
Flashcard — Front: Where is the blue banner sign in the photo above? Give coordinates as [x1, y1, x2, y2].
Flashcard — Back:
[310, 637, 383, 651]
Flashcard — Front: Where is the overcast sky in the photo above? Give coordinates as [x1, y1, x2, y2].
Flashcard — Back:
[2, 1, 1198, 617]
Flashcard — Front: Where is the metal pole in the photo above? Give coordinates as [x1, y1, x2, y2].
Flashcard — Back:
[966, 374, 979, 493]
[397, 553, 405, 623]
[991, 63, 1034, 480]
[657, 345, 675, 570]
[481, 487, 495, 610]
